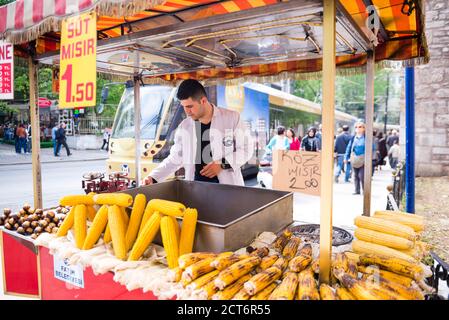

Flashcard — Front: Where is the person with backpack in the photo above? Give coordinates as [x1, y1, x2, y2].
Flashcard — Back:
[55, 123, 72, 157]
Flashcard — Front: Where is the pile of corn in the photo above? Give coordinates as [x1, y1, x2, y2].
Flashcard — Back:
[352, 210, 429, 263]
[169, 226, 433, 300]
[56, 193, 198, 263]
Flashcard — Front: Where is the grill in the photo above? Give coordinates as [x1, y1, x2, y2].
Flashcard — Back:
[286, 224, 353, 247]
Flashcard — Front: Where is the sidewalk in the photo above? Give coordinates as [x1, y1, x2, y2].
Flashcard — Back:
[0, 143, 109, 166]
[292, 166, 393, 231]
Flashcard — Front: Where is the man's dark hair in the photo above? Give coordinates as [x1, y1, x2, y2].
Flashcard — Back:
[277, 126, 285, 135]
[342, 125, 349, 132]
[176, 79, 207, 101]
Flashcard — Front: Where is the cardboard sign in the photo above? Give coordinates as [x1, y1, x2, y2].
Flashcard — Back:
[59, 11, 96, 108]
[53, 255, 84, 288]
[52, 68, 60, 94]
[272, 150, 321, 196]
[0, 40, 14, 100]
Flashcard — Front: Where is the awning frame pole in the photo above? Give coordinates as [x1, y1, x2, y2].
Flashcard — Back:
[134, 50, 141, 187]
[319, 0, 336, 284]
[405, 67, 415, 213]
[28, 54, 43, 209]
[363, 49, 375, 216]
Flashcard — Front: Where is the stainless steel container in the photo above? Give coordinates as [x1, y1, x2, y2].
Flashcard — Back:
[122, 180, 293, 252]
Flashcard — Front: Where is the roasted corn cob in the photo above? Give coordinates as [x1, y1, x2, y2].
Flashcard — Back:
[231, 288, 251, 300]
[288, 254, 312, 273]
[210, 253, 240, 270]
[251, 283, 277, 300]
[282, 236, 301, 260]
[357, 265, 413, 287]
[319, 283, 338, 300]
[358, 254, 423, 281]
[258, 255, 280, 271]
[183, 257, 216, 281]
[268, 272, 298, 300]
[271, 257, 289, 272]
[271, 229, 293, 252]
[214, 256, 261, 290]
[212, 274, 252, 300]
[244, 266, 282, 295]
[296, 269, 320, 300]
[250, 247, 270, 259]
[187, 270, 220, 291]
[167, 267, 183, 283]
[178, 252, 217, 269]
[334, 284, 356, 300]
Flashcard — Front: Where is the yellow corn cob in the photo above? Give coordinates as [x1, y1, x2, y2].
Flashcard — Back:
[170, 216, 180, 244]
[103, 223, 111, 243]
[83, 205, 109, 249]
[138, 203, 154, 235]
[197, 277, 219, 300]
[251, 283, 277, 300]
[268, 272, 298, 300]
[56, 205, 76, 237]
[147, 199, 186, 217]
[352, 240, 417, 263]
[355, 227, 415, 250]
[358, 266, 413, 287]
[354, 216, 417, 241]
[86, 205, 96, 222]
[73, 204, 87, 249]
[271, 257, 289, 272]
[282, 236, 301, 260]
[60, 194, 94, 206]
[243, 266, 282, 296]
[212, 274, 252, 300]
[358, 254, 424, 281]
[210, 253, 238, 270]
[93, 193, 133, 207]
[288, 255, 312, 273]
[108, 205, 127, 260]
[178, 252, 217, 269]
[374, 210, 424, 221]
[124, 194, 146, 251]
[296, 269, 320, 300]
[167, 267, 183, 282]
[161, 215, 180, 268]
[178, 208, 198, 256]
[334, 284, 357, 300]
[187, 270, 220, 291]
[128, 212, 162, 261]
[271, 229, 293, 252]
[250, 247, 270, 259]
[231, 288, 251, 300]
[320, 283, 338, 300]
[398, 247, 422, 260]
[120, 207, 129, 232]
[373, 211, 424, 232]
[183, 257, 216, 281]
[258, 255, 280, 271]
[214, 256, 262, 290]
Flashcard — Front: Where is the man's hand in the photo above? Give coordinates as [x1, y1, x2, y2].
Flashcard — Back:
[142, 175, 155, 186]
[200, 161, 223, 179]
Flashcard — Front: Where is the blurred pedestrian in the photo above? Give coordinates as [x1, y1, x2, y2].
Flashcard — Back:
[334, 124, 352, 183]
[16, 124, 28, 154]
[388, 140, 400, 170]
[55, 123, 72, 157]
[286, 128, 300, 151]
[377, 132, 388, 170]
[265, 126, 289, 154]
[101, 127, 111, 151]
[301, 127, 320, 152]
[52, 123, 61, 156]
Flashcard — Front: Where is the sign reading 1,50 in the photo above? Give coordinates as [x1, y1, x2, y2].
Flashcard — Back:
[61, 64, 94, 103]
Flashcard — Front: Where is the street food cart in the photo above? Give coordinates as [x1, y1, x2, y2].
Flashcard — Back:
[0, 0, 435, 300]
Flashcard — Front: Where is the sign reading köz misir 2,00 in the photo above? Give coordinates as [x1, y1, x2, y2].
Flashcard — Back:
[59, 11, 96, 109]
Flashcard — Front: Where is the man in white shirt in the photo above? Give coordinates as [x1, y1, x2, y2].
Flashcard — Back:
[142, 80, 254, 186]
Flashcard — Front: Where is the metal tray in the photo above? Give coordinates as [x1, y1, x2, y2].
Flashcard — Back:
[122, 180, 293, 252]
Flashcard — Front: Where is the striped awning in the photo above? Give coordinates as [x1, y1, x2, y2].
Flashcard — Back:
[1, 0, 429, 82]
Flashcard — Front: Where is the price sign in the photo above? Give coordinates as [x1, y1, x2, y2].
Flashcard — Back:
[0, 40, 14, 100]
[59, 11, 96, 108]
[272, 150, 321, 196]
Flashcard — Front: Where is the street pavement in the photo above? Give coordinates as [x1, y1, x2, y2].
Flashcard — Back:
[0, 142, 109, 166]
[0, 143, 397, 300]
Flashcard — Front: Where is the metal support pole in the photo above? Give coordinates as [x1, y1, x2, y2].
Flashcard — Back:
[28, 56, 43, 208]
[405, 67, 415, 213]
[319, 0, 336, 285]
[134, 51, 141, 187]
[363, 50, 375, 216]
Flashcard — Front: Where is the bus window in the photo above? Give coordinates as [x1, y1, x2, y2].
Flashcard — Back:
[112, 86, 173, 139]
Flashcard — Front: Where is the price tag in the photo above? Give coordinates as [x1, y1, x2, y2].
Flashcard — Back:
[272, 150, 321, 196]
[0, 40, 14, 100]
[59, 11, 96, 108]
